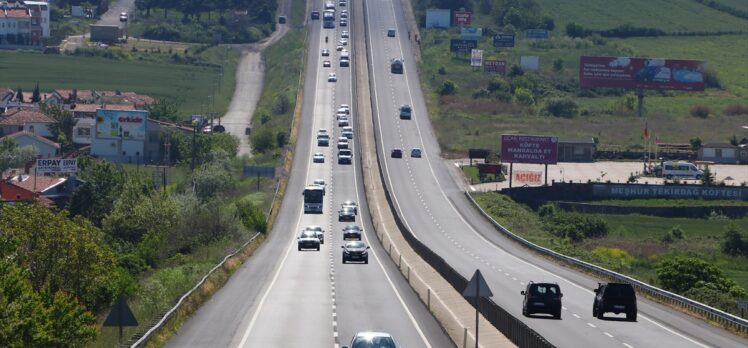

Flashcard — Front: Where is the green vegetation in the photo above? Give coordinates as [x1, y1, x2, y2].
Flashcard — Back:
[461, 165, 503, 183]
[412, 0, 748, 155]
[0, 46, 238, 120]
[473, 192, 748, 313]
[130, 0, 277, 43]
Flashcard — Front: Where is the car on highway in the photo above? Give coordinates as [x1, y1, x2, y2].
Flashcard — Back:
[313, 179, 326, 194]
[338, 106, 350, 114]
[342, 200, 358, 214]
[317, 128, 329, 136]
[343, 224, 362, 240]
[390, 59, 403, 74]
[343, 332, 395, 348]
[338, 116, 349, 127]
[593, 283, 637, 321]
[336, 44, 344, 51]
[311, 10, 320, 19]
[340, 104, 350, 112]
[337, 138, 349, 149]
[339, 39, 348, 46]
[317, 134, 330, 146]
[341, 30, 349, 38]
[341, 241, 370, 264]
[328, 73, 337, 82]
[119, 12, 128, 22]
[313, 153, 325, 163]
[399, 104, 412, 119]
[338, 149, 352, 164]
[303, 225, 325, 244]
[521, 281, 563, 319]
[340, 19, 347, 26]
[297, 230, 320, 251]
[410, 148, 422, 158]
[338, 206, 356, 222]
[340, 58, 350, 67]
[387, 29, 396, 37]
[391, 149, 402, 158]
[338, 0, 346, 6]
[323, 60, 331, 67]
[342, 126, 353, 139]
[322, 49, 330, 56]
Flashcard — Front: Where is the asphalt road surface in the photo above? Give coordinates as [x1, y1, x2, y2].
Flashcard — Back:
[166, 1, 452, 346]
[363, 0, 748, 347]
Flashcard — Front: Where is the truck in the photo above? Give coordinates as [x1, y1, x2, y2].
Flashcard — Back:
[303, 185, 325, 213]
[323, 10, 335, 28]
[89, 24, 122, 44]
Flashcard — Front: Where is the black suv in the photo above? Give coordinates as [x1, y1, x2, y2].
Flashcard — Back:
[593, 283, 637, 321]
[521, 282, 562, 319]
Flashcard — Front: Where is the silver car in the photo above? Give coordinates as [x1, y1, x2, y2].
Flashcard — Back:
[343, 332, 396, 348]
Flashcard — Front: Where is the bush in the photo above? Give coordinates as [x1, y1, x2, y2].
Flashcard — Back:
[721, 225, 747, 256]
[689, 104, 710, 118]
[438, 66, 447, 75]
[512, 87, 535, 106]
[236, 200, 267, 233]
[543, 211, 608, 242]
[440, 80, 457, 95]
[704, 68, 722, 89]
[272, 94, 290, 114]
[276, 131, 288, 147]
[487, 76, 510, 93]
[553, 58, 564, 71]
[724, 104, 748, 116]
[251, 127, 275, 152]
[656, 257, 745, 296]
[544, 98, 578, 118]
[472, 88, 490, 98]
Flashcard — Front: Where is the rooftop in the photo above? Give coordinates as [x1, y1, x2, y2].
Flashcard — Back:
[0, 131, 60, 148]
[0, 108, 55, 125]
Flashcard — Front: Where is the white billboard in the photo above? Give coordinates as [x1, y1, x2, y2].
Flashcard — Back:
[36, 158, 78, 174]
[471, 49, 483, 67]
[520, 56, 539, 71]
[426, 9, 450, 28]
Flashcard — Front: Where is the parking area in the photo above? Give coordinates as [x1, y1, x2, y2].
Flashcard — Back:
[455, 160, 748, 190]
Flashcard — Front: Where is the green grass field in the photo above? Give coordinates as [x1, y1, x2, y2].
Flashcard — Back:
[472, 191, 748, 293]
[718, 0, 748, 12]
[0, 47, 238, 120]
[535, 0, 748, 32]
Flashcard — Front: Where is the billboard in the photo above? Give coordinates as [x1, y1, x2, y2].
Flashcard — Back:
[525, 29, 549, 39]
[493, 34, 515, 47]
[96, 109, 148, 140]
[36, 158, 78, 174]
[484, 60, 506, 74]
[501, 134, 559, 164]
[520, 56, 539, 71]
[470, 49, 483, 67]
[460, 27, 482, 40]
[453, 10, 472, 26]
[426, 9, 450, 28]
[450, 39, 477, 52]
[513, 170, 542, 185]
[579, 56, 706, 91]
[469, 148, 490, 160]
[592, 184, 746, 200]
[478, 163, 502, 175]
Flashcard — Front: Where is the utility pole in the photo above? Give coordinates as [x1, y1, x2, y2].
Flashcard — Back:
[191, 124, 197, 171]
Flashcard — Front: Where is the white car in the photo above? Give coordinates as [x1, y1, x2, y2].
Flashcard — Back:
[343, 332, 396, 348]
[328, 73, 337, 82]
[313, 178, 326, 193]
[119, 12, 128, 22]
[322, 49, 330, 56]
[411, 148, 422, 158]
[341, 30, 349, 38]
[303, 225, 325, 244]
[337, 107, 349, 115]
[340, 104, 350, 112]
[313, 153, 325, 163]
[339, 39, 348, 46]
[338, 116, 349, 127]
[323, 60, 331, 67]
[342, 126, 353, 139]
[337, 139, 349, 149]
[342, 200, 358, 215]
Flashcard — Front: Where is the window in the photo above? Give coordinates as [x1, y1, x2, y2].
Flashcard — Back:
[715, 149, 722, 158]
[77, 128, 90, 137]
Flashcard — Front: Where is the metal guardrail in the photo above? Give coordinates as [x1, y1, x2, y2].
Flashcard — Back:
[464, 191, 748, 334]
[129, 232, 262, 347]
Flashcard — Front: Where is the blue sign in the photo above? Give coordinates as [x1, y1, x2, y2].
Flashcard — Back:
[492, 34, 515, 47]
[460, 27, 482, 40]
[525, 29, 549, 39]
[450, 39, 477, 52]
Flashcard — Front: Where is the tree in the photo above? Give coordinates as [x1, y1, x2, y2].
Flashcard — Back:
[145, 98, 181, 121]
[721, 225, 746, 256]
[31, 82, 41, 103]
[701, 168, 715, 186]
[0, 138, 38, 173]
[0, 203, 126, 312]
[656, 257, 737, 294]
[251, 127, 275, 153]
[512, 87, 535, 106]
[190, 161, 236, 201]
[440, 80, 457, 95]
[43, 105, 75, 152]
[544, 98, 578, 118]
[689, 137, 702, 151]
[15, 87, 24, 103]
[68, 161, 125, 226]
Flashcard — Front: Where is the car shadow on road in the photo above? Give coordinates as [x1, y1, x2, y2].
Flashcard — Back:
[598, 316, 636, 322]
[526, 314, 562, 320]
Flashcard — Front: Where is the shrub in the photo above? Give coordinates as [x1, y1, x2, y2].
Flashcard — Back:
[544, 98, 578, 118]
[704, 68, 722, 89]
[690, 105, 710, 118]
[251, 127, 275, 152]
[552, 58, 564, 71]
[512, 87, 535, 106]
[689, 137, 702, 150]
[272, 94, 290, 114]
[440, 80, 457, 95]
[236, 200, 267, 233]
[724, 104, 748, 116]
[721, 225, 747, 256]
[438, 66, 447, 75]
[472, 88, 490, 98]
[543, 211, 608, 242]
[487, 76, 510, 92]
[276, 131, 288, 147]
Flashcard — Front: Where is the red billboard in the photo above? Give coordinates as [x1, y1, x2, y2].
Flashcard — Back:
[501, 134, 558, 164]
[579, 56, 705, 91]
[484, 60, 506, 74]
[453, 10, 472, 26]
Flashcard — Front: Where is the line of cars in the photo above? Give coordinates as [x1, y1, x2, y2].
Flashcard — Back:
[520, 281, 638, 321]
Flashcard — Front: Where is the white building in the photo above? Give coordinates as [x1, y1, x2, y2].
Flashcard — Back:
[23, 1, 50, 38]
[0, 5, 32, 45]
[0, 108, 55, 138]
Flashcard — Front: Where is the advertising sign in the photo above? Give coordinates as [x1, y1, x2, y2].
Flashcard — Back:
[525, 29, 549, 39]
[492, 34, 515, 47]
[450, 39, 477, 52]
[36, 158, 78, 174]
[520, 56, 539, 71]
[484, 60, 507, 74]
[470, 49, 483, 67]
[501, 134, 559, 164]
[460, 27, 482, 40]
[469, 148, 490, 160]
[513, 170, 542, 184]
[426, 8, 450, 28]
[453, 10, 472, 26]
[592, 184, 746, 200]
[478, 163, 502, 175]
[96, 109, 148, 140]
[579, 56, 706, 91]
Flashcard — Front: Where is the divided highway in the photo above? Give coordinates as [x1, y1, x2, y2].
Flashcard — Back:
[363, 0, 748, 347]
[166, 0, 451, 346]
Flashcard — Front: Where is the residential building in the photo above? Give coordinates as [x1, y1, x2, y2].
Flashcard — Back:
[0, 131, 59, 157]
[22, 1, 49, 39]
[0, 2, 32, 46]
[0, 174, 82, 207]
[73, 117, 94, 145]
[0, 107, 54, 137]
[48, 89, 96, 105]
[70, 103, 135, 118]
[698, 143, 738, 164]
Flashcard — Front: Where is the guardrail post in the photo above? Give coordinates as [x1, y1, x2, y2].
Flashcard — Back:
[407, 266, 410, 282]
[427, 288, 431, 310]
[463, 327, 468, 348]
[399, 253, 402, 267]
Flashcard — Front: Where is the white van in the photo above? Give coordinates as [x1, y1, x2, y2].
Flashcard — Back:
[657, 161, 704, 180]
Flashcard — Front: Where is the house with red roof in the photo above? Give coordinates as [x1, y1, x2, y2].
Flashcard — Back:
[0, 108, 55, 137]
[0, 174, 82, 207]
[0, 131, 59, 158]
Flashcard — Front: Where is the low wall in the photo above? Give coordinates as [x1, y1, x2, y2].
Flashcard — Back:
[556, 201, 748, 218]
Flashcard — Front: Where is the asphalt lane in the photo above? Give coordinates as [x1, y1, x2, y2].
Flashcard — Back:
[364, 0, 748, 347]
[167, 0, 452, 346]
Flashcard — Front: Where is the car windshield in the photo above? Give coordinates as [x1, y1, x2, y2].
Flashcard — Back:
[306, 226, 323, 231]
[345, 225, 360, 231]
[346, 241, 365, 248]
[301, 231, 316, 238]
[351, 335, 395, 348]
[530, 284, 559, 296]
[340, 150, 352, 155]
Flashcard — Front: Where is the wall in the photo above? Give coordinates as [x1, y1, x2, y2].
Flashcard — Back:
[556, 201, 748, 218]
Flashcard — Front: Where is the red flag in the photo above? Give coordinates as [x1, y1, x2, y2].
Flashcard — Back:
[644, 121, 649, 139]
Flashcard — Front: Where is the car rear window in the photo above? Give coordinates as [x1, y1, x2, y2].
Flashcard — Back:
[606, 284, 634, 296]
[530, 284, 560, 296]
